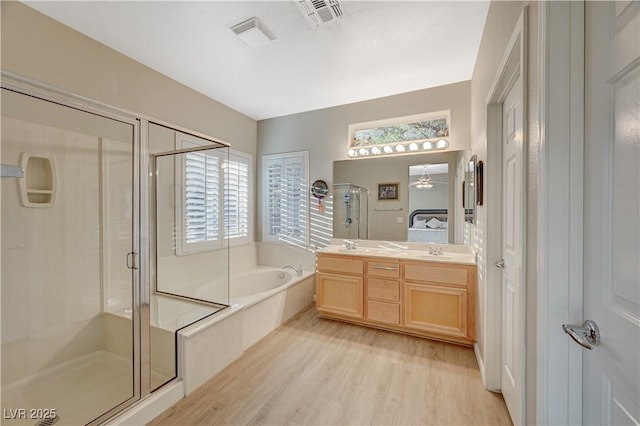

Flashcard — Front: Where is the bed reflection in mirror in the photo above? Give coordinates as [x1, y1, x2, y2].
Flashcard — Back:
[407, 163, 449, 243]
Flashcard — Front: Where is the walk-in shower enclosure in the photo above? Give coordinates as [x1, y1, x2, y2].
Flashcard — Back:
[1, 75, 230, 424]
[332, 183, 369, 240]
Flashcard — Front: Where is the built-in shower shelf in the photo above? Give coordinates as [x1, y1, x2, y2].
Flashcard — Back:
[19, 153, 57, 208]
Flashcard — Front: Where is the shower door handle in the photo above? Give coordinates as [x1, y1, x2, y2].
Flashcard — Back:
[126, 252, 138, 270]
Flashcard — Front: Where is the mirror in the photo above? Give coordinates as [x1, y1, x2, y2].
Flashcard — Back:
[311, 179, 329, 214]
[464, 155, 476, 223]
[333, 151, 465, 243]
[311, 179, 329, 198]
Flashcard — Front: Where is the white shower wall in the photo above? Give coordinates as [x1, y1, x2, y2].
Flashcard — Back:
[1, 111, 133, 386]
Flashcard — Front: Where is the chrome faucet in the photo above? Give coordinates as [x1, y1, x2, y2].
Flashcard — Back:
[343, 239, 357, 250]
[282, 265, 303, 277]
[427, 246, 444, 256]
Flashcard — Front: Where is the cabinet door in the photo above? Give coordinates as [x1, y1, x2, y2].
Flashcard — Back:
[317, 272, 364, 319]
[404, 282, 468, 338]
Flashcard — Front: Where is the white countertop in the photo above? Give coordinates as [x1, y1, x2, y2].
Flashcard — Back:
[316, 240, 476, 265]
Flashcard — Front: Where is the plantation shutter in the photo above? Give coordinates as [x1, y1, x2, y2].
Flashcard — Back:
[184, 151, 219, 244]
[224, 154, 249, 240]
[265, 157, 284, 239]
[263, 152, 308, 246]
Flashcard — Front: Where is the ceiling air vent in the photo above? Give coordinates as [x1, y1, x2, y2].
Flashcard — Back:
[231, 17, 275, 48]
[297, 0, 345, 28]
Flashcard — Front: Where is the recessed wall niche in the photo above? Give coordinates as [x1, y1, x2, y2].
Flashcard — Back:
[19, 153, 57, 207]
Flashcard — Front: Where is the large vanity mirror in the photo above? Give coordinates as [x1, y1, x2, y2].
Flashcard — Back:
[333, 150, 468, 244]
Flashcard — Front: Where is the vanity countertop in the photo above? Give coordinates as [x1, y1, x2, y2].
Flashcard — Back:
[316, 240, 476, 265]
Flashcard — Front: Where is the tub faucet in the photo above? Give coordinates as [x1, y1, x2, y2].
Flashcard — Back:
[282, 265, 303, 277]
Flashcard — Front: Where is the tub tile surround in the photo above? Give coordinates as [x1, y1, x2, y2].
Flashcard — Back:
[256, 241, 317, 272]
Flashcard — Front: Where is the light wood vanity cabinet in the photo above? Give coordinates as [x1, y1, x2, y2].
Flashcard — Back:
[316, 253, 476, 346]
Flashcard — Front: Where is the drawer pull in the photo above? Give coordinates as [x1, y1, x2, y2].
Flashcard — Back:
[372, 264, 398, 271]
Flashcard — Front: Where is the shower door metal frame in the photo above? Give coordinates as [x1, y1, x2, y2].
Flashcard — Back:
[146, 121, 230, 306]
[1, 71, 143, 425]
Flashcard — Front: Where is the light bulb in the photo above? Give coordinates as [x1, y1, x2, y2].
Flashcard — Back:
[437, 139, 448, 149]
[383, 145, 393, 154]
[359, 148, 368, 156]
[371, 147, 381, 155]
[348, 149, 357, 157]
[409, 142, 418, 151]
[423, 142, 433, 150]
[395, 144, 405, 152]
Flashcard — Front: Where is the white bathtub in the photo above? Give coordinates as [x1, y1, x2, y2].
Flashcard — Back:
[146, 266, 313, 331]
[176, 265, 316, 394]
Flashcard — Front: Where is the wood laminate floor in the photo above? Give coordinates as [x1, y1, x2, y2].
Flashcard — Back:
[150, 305, 512, 426]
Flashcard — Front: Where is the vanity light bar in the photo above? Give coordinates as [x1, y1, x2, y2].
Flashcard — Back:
[347, 139, 449, 158]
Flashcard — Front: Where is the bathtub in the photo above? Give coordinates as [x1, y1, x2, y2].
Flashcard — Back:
[159, 265, 315, 395]
[146, 266, 314, 331]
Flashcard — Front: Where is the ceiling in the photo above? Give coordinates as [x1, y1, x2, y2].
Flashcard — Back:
[24, 1, 489, 121]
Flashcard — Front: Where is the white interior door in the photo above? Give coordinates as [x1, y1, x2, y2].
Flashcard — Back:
[582, 1, 639, 424]
[500, 73, 525, 425]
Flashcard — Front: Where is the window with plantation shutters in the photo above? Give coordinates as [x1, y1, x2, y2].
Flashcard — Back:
[176, 133, 252, 255]
[262, 151, 309, 247]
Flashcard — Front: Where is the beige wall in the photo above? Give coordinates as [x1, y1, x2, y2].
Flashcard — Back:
[470, 1, 539, 424]
[258, 81, 471, 243]
[1, 1, 257, 155]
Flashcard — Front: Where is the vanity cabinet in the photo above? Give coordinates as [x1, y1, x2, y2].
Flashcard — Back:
[316, 254, 364, 319]
[316, 252, 476, 346]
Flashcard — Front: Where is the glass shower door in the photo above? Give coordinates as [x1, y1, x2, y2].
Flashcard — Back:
[1, 88, 138, 425]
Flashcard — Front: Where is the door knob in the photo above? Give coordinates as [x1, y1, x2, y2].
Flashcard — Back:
[494, 259, 505, 269]
[562, 320, 600, 350]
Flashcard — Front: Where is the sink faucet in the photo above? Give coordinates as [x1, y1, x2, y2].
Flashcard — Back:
[282, 265, 303, 277]
[427, 246, 444, 256]
[343, 239, 357, 250]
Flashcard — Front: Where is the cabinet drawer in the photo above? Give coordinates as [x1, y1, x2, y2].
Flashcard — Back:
[404, 262, 468, 287]
[367, 278, 400, 302]
[317, 255, 364, 275]
[367, 300, 400, 326]
[367, 260, 400, 279]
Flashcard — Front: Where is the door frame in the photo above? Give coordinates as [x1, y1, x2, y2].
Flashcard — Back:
[482, 8, 528, 411]
[536, 2, 585, 424]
